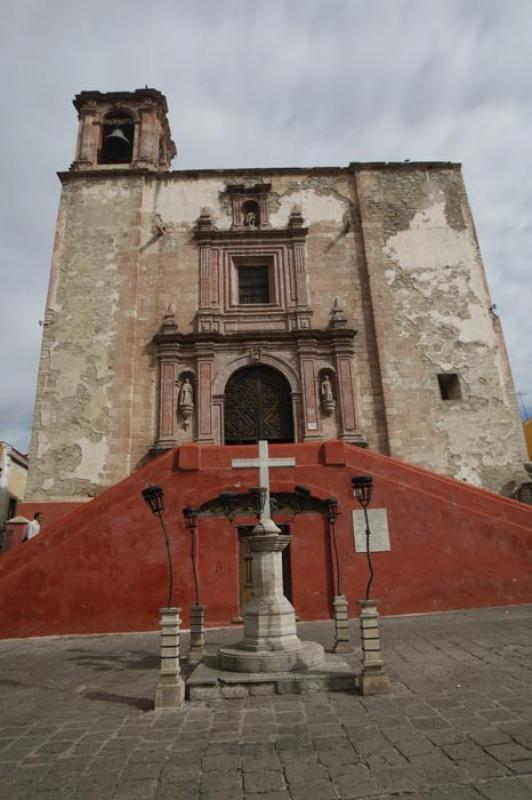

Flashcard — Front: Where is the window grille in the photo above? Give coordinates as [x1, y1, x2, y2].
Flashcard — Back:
[238, 265, 270, 304]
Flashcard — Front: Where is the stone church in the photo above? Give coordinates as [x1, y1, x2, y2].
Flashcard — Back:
[26, 87, 526, 511]
[2, 86, 531, 639]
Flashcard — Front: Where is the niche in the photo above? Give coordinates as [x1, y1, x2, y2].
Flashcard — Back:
[177, 370, 196, 431]
[242, 199, 260, 228]
[318, 368, 337, 416]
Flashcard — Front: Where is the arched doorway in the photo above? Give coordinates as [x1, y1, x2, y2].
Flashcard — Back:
[224, 365, 294, 444]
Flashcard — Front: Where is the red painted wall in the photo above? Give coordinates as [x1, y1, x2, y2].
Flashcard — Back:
[0, 442, 531, 639]
[18, 501, 86, 530]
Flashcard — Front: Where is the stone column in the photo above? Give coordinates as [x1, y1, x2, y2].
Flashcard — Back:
[154, 607, 185, 710]
[297, 344, 322, 441]
[156, 358, 178, 448]
[188, 604, 206, 663]
[154, 312, 179, 449]
[357, 600, 390, 695]
[218, 518, 324, 672]
[196, 355, 216, 445]
[135, 106, 156, 165]
[333, 595, 353, 654]
[333, 341, 367, 447]
[74, 107, 98, 167]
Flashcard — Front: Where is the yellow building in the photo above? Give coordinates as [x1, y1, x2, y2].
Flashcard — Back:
[524, 419, 532, 460]
[0, 442, 28, 526]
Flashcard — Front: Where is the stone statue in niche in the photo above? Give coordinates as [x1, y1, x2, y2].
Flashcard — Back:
[321, 375, 334, 402]
[244, 210, 257, 227]
[178, 377, 194, 430]
[242, 199, 260, 228]
[320, 374, 337, 416]
[179, 378, 193, 407]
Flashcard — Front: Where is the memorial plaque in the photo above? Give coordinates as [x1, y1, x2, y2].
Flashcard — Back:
[352, 509, 391, 552]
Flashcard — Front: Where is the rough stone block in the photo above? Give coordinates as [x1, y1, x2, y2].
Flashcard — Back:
[249, 683, 276, 696]
[154, 676, 185, 710]
[188, 686, 220, 700]
[221, 685, 249, 699]
[359, 670, 390, 696]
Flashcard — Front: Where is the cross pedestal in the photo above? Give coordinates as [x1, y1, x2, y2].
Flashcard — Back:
[218, 442, 324, 673]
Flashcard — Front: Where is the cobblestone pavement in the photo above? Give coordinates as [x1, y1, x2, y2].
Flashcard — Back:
[1, 605, 532, 799]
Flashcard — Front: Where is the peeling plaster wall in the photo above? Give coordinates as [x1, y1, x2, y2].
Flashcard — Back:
[355, 166, 526, 492]
[131, 171, 387, 469]
[29, 169, 387, 499]
[26, 176, 144, 500]
[27, 164, 525, 501]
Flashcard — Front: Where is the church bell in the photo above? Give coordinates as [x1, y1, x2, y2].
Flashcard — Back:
[102, 127, 131, 161]
[104, 127, 130, 145]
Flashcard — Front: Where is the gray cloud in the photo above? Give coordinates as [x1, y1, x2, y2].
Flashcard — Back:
[1, 0, 531, 451]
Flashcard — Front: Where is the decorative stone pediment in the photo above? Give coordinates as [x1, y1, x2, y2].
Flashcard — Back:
[194, 200, 310, 335]
[226, 183, 272, 229]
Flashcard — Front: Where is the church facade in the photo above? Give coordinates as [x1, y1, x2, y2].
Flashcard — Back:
[26, 88, 526, 508]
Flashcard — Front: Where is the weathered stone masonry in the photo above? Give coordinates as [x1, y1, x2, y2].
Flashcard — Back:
[25, 89, 527, 502]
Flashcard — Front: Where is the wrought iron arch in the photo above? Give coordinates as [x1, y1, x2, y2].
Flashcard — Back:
[224, 365, 294, 445]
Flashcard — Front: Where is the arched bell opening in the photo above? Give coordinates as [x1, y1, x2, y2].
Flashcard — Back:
[98, 110, 135, 164]
[224, 364, 295, 445]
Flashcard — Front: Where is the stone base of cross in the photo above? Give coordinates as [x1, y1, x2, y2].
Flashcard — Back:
[218, 441, 325, 673]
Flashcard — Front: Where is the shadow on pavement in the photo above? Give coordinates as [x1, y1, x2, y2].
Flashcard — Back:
[82, 689, 153, 711]
[66, 649, 159, 671]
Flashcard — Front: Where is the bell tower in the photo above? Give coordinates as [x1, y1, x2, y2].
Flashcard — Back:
[71, 88, 176, 171]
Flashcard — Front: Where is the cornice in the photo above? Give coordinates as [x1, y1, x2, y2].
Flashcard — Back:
[58, 168, 154, 183]
[57, 161, 462, 184]
[154, 327, 357, 348]
[194, 226, 308, 243]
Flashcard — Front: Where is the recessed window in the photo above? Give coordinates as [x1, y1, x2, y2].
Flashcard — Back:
[437, 373, 462, 400]
[238, 265, 270, 304]
[7, 497, 17, 519]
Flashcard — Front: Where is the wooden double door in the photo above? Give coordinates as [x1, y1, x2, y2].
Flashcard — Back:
[224, 365, 294, 445]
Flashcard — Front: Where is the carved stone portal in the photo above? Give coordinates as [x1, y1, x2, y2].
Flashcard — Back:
[154, 322, 366, 449]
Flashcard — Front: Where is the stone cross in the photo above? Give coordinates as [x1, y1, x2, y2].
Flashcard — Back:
[232, 440, 295, 519]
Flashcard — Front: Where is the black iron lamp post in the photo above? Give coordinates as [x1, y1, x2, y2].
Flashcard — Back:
[142, 485, 185, 709]
[182, 506, 200, 605]
[323, 495, 351, 654]
[248, 487, 268, 520]
[351, 474, 389, 695]
[182, 505, 206, 663]
[352, 475, 374, 601]
[293, 484, 311, 516]
[325, 497, 342, 596]
[219, 491, 239, 523]
[142, 484, 174, 608]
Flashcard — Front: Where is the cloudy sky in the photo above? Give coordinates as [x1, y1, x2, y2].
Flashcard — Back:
[1, 0, 531, 452]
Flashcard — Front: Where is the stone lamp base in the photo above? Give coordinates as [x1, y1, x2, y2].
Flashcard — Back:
[332, 595, 353, 654]
[154, 607, 185, 710]
[188, 604, 206, 663]
[357, 599, 390, 696]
